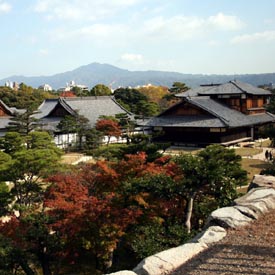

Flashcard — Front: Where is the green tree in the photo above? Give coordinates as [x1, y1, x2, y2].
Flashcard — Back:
[114, 87, 148, 114]
[163, 82, 190, 101]
[136, 100, 159, 118]
[0, 84, 56, 110]
[84, 128, 104, 151]
[0, 132, 24, 155]
[72, 86, 89, 97]
[90, 84, 112, 96]
[57, 113, 90, 150]
[0, 151, 13, 217]
[8, 106, 41, 135]
[2, 132, 62, 213]
[174, 144, 247, 233]
[169, 82, 189, 94]
[115, 113, 136, 144]
[0, 132, 63, 275]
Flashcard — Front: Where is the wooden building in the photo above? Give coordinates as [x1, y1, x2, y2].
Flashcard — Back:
[0, 100, 24, 136]
[34, 96, 132, 147]
[145, 81, 275, 146]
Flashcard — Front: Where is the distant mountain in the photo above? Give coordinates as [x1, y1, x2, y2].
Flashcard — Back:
[1, 62, 275, 89]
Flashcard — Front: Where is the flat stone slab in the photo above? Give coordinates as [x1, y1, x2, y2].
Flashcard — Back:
[207, 206, 253, 228]
[191, 226, 227, 245]
[133, 242, 207, 275]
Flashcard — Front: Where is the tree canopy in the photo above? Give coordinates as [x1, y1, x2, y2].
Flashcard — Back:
[0, 84, 56, 109]
[90, 84, 112, 96]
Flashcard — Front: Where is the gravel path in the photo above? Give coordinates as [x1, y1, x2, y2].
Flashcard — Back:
[171, 209, 275, 275]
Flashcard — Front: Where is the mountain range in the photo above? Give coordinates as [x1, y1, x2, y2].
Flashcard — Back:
[1, 63, 275, 89]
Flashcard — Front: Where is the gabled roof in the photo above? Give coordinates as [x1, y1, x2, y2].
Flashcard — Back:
[35, 96, 132, 128]
[0, 100, 25, 133]
[0, 100, 15, 116]
[146, 81, 275, 129]
[35, 99, 59, 119]
[61, 96, 131, 126]
[188, 96, 275, 127]
[176, 80, 272, 98]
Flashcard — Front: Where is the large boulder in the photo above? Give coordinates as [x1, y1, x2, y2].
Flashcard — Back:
[248, 174, 275, 190]
[106, 185, 275, 275]
[234, 187, 275, 215]
[191, 226, 227, 245]
[133, 242, 207, 275]
[207, 206, 253, 228]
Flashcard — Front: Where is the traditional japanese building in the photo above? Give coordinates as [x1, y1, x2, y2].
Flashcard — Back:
[34, 96, 132, 146]
[0, 100, 24, 136]
[146, 81, 275, 146]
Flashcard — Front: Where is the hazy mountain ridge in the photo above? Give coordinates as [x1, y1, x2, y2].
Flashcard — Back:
[1, 63, 275, 89]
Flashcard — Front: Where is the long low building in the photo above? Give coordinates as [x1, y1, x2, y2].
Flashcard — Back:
[145, 80, 275, 146]
[34, 96, 133, 147]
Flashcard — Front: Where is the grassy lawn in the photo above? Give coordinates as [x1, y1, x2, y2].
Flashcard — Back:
[254, 139, 272, 147]
[61, 153, 84, 164]
[164, 146, 202, 155]
[234, 147, 263, 157]
[241, 158, 272, 183]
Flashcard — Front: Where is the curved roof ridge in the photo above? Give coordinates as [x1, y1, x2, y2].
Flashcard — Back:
[0, 99, 14, 115]
[58, 98, 76, 115]
[110, 97, 135, 117]
[230, 80, 271, 95]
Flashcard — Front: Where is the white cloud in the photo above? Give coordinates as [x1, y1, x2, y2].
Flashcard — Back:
[141, 13, 244, 41]
[207, 12, 244, 31]
[33, 0, 141, 21]
[49, 11, 245, 48]
[120, 53, 144, 63]
[231, 30, 275, 44]
[0, 1, 11, 13]
[143, 16, 204, 40]
[51, 23, 128, 41]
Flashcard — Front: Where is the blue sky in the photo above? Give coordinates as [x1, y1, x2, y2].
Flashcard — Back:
[0, 0, 275, 79]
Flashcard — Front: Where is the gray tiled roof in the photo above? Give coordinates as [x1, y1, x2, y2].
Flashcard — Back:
[187, 96, 275, 127]
[147, 95, 275, 129]
[35, 99, 59, 119]
[177, 80, 271, 97]
[0, 117, 13, 129]
[0, 100, 25, 115]
[233, 81, 272, 95]
[62, 96, 130, 126]
[0, 100, 13, 115]
[187, 97, 252, 127]
[144, 115, 225, 128]
[0, 100, 25, 131]
[35, 96, 132, 129]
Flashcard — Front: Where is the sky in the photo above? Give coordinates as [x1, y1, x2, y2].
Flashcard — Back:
[0, 0, 275, 79]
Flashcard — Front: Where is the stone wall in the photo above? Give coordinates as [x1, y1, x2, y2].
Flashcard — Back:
[106, 175, 275, 275]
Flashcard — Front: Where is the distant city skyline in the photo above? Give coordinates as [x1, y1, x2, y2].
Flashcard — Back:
[0, 0, 275, 79]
